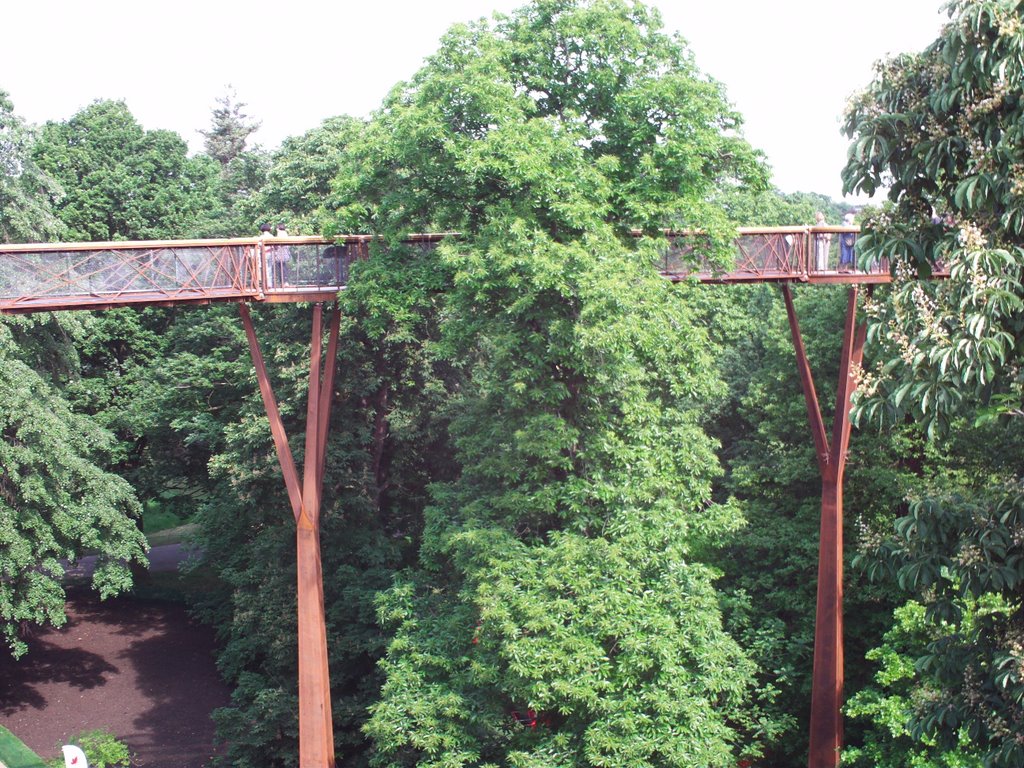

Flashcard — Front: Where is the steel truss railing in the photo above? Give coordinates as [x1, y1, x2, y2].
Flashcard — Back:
[0, 235, 445, 313]
[1, 228, 935, 314]
[0, 239, 261, 312]
[659, 226, 910, 282]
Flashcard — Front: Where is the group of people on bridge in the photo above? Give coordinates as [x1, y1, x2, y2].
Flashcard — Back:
[259, 223, 348, 288]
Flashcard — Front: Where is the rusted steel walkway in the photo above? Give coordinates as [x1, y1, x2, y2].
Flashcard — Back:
[0, 227, 916, 314]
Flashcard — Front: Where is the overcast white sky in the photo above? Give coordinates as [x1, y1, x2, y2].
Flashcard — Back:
[2, 0, 948, 201]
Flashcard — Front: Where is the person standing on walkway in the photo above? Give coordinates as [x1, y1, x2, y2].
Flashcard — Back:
[273, 223, 293, 287]
[814, 211, 831, 271]
[839, 212, 857, 272]
[259, 223, 275, 288]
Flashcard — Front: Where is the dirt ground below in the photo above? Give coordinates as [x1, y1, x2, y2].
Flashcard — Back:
[0, 590, 230, 767]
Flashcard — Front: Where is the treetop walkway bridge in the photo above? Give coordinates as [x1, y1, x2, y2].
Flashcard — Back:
[0, 227, 942, 768]
[0, 226, 920, 314]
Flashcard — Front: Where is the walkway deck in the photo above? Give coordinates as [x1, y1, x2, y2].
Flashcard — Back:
[0, 228, 927, 314]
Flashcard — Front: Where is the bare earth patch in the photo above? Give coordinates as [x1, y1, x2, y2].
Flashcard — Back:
[0, 590, 230, 767]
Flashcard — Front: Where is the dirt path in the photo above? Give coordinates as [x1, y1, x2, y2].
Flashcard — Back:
[63, 542, 199, 580]
[0, 590, 230, 767]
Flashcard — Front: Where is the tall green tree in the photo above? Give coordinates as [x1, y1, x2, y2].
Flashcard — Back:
[332, 2, 770, 765]
[336, 0, 765, 247]
[201, 87, 261, 173]
[843, 2, 1024, 764]
[0, 94, 145, 657]
[199, 88, 270, 236]
[30, 101, 231, 508]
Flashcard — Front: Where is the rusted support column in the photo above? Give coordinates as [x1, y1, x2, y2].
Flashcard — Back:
[302, 305, 325, 525]
[782, 287, 829, 470]
[781, 285, 866, 768]
[809, 473, 843, 768]
[239, 303, 340, 768]
[239, 304, 303, 517]
[316, 308, 341, 490]
[296, 520, 333, 766]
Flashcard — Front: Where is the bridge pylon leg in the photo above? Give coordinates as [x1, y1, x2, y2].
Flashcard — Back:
[781, 285, 866, 768]
[240, 302, 341, 768]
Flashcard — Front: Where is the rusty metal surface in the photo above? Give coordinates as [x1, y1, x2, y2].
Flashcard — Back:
[0, 235, 380, 313]
[240, 304, 339, 767]
[0, 229, 948, 314]
[783, 286, 867, 768]
[659, 227, 930, 283]
[0, 240, 261, 312]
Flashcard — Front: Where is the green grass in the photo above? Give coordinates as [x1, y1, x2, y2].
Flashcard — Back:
[0, 725, 46, 768]
[141, 498, 190, 535]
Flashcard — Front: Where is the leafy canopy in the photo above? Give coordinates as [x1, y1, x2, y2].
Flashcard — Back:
[0, 319, 147, 657]
[335, 2, 771, 766]
[843, 0, 1024, 434]
[843, 3, 1024, 764]
[32, 100, 222, 241]
[337, 0, 767, 250]
[0, 90, 65, 243]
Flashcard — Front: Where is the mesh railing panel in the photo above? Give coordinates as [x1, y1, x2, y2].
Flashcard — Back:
[0, 243, 259, 309]
[1, 229, 927, 313]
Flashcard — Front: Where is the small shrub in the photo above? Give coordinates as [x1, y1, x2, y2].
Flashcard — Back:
[50, 729, 131, 768]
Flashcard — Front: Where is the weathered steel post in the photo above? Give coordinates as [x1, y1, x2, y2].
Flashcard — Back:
[240, 302, 340, 768]
[781, 285, 866, 768]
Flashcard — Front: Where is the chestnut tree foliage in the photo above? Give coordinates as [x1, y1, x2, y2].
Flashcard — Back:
[332, 1, 770, 766]
[843, 2, 1024, 764]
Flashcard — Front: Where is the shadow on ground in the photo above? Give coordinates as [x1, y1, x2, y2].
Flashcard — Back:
[0, 590, 230, 768]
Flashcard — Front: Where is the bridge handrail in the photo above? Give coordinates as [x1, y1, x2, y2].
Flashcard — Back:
[3, 226, 943, 314]
[0, 234, 459, 312]
[0, 228, 860, 252]
[0, 232, 456, 254]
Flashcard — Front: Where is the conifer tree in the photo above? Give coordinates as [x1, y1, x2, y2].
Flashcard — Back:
[201, 86, 261, 173]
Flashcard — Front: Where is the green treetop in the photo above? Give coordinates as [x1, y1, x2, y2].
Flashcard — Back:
[200, 86, 261, 172]
[337, 0, 767, 246]
[241, 115, 365, 233]
[0, 90, 65, 243]
[32, 100, 222, 241]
